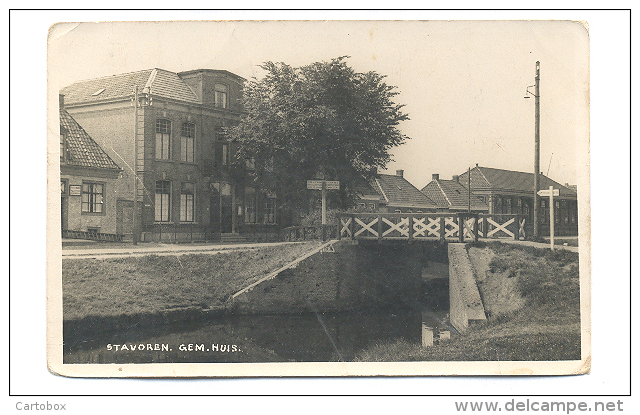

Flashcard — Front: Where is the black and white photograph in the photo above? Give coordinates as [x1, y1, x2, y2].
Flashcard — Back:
[46, 19, 591, 377]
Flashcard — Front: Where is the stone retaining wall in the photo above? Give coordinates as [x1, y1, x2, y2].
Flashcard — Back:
[232, 240, 422, 313]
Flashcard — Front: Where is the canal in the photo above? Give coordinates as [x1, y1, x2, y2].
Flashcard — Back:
[64, 255, 451, 364]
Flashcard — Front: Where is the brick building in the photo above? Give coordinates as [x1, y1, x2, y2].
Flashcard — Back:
[61, 68, 275, 242]
[369, 170, 438, 213]
[421, 173, 489, 213]
[457, 165, 578, 236]
[59, 95, 122, 238]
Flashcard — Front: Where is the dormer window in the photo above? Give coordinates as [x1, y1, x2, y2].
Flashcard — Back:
[214, 84, 228, 109]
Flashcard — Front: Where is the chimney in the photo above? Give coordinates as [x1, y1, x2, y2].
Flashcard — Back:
[452, 175, 459, 182]
[432, 173, 439, 181]
[396, 169, 404, 178]
[476, 163, 479, 167]
[59, 94, 64, 109]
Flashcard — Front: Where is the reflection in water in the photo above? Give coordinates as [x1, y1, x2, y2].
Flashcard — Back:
[421, 311, 451, 347]
[64, 260, 451, 364]
[64, 306, 451, 364]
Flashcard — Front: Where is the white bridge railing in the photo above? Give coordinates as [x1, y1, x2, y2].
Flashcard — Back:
[337, 213, 526, 242]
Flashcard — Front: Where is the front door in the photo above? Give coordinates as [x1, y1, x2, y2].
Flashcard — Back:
[210, 182, 233, 234]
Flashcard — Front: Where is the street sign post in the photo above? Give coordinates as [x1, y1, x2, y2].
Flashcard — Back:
[537, 188, 559, 197]
[537, 186, 558, 250]
[307, 179, 340, 241]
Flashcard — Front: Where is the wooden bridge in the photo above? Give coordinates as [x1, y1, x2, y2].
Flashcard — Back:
[337, 212, 527, 242]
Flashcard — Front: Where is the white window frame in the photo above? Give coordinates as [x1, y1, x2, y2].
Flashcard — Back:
[180, 122, 195, 163]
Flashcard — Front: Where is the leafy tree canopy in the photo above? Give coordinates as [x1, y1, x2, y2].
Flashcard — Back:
[229, 56, 410, 216]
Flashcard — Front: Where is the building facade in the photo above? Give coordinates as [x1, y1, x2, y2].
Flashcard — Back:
[457, 165, 578, 236]
[59, 95, 122, 238]
[61, 68, 276, 242]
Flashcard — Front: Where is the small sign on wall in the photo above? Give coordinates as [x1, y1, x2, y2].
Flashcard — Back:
[69, 185, 81, 196]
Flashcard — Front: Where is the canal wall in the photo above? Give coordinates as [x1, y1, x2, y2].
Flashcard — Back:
[232, 240, 422, 313]
[448, 243, 486, 332]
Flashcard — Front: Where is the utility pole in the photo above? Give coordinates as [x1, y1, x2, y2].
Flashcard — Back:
[132, 85, 139, 245]
[533, 61, 541, 239]
[468, 166, 471, 213]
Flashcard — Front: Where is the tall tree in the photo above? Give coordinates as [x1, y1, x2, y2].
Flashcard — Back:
[229, 56, 410, 221]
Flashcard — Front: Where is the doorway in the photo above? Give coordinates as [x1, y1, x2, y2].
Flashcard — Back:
[210, 182, 233, 234]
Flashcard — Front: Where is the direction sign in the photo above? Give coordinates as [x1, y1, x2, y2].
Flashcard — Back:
[325, 181, 340, 190]
[307, 180, 323, 190]
[307, 180, 340, 190]
[537, 189, 559, 197]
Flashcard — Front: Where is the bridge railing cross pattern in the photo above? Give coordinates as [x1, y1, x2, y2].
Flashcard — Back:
[337, 212, 525, 242]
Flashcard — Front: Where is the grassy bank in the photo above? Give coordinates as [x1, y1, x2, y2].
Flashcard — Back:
[354, 242, 581, 361]
[62, 241, 321, 321]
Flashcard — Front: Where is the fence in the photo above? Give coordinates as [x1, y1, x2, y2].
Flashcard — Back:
[141, 223, 207, 243]
[62, 229, 124, 242]
[337, 213, 526, 242]
[281, 225, 338, 242]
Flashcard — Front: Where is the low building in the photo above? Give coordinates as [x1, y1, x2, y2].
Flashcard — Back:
[421, 174, 489, 213]
[59, 95, 122, 239]
[458, 165, 578, 236]
[370, 170, 438, 213]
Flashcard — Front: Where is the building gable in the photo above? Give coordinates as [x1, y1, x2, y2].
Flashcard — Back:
[60, 106, 121, 171]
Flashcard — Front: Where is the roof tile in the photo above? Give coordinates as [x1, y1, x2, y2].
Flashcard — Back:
[459, 166, 577, 197]
[60, 108, 120, 171]
[373, 174, 437, 209]
[421, 179, 488, 210]
[60, 68, 199, 105]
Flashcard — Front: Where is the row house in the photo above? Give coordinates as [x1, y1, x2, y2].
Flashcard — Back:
[457, 165, 579, 236]
[370, 170, 438, 213]
[59, 95, 122, 238]
[421, 174, 489, 213]
[61, 68, 275, 242]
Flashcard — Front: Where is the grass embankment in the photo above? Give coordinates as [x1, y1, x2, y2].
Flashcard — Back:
[62, 241, 321, 321]
[354, 242, 581, 361]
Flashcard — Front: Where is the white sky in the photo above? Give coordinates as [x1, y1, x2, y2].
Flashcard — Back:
[48, 18, 588, 189]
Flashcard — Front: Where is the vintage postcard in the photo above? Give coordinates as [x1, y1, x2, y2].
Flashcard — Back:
[47, 19, 591, 377]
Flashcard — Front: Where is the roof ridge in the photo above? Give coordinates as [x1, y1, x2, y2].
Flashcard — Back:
[434, 180, 452, 207]
[144, 68, 158, 90]
[476, 166, 491, 186]
[65, 68, 155, 85]
[374, 177, 390, 203]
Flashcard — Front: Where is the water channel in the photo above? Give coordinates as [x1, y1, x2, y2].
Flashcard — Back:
[64, 260, 451, 364]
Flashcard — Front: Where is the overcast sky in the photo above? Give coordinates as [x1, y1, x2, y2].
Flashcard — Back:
[49, 19, 589, 189]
